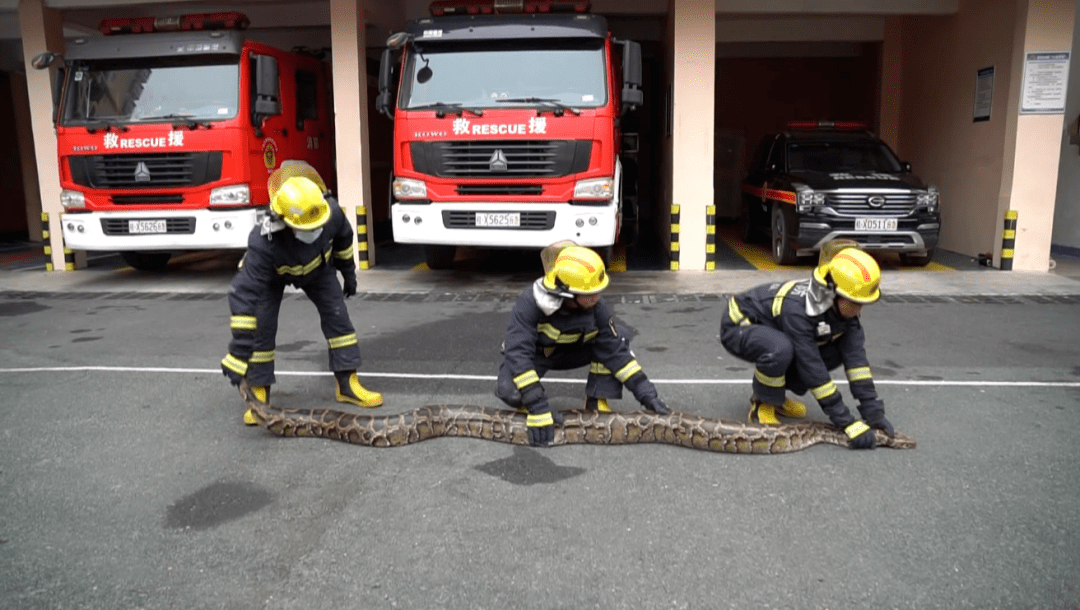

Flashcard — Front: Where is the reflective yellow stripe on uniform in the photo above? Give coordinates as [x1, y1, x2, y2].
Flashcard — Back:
[556, 332, 581, 344]
[276, 249, 332, 277]
[727, 297, 750, 326]
[249, 350, 275, 364]
[584, 330, 598, 341]
[334, 247, 353, 261]
[537, 323, 560, 341]
[590, 362, 612, 375]
[221, 353, 248, 376]
[812, 380, 838, 400]
[614, 360, 642, 382]
[772, 280, 799, 318]
[527, 412, 553, 427]
[754, 368, 785, 388]
[327, 333, 358, 349]
[230, 315, 257, 331]
[845, 420, 870, 439]
[514, 370, 540, 389]
[846, 366, 873, 382]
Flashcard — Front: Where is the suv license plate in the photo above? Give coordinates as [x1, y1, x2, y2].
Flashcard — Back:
[129, 219, 168, 234]
[475, 212, 520, 228]
[855, 217, 897, 231]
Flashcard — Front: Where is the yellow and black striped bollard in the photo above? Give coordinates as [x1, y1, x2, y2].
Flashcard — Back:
[669, 203, 680, 270]
[355, 206, 370, 270]
[41, 212, 53, 271]
[705, 204, 716, 271]
[1000, 209, 1017, 271]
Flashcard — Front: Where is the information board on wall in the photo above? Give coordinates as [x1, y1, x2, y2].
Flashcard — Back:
[1020, 51, 1069, 114]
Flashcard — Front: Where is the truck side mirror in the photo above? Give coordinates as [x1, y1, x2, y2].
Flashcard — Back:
[253, 54, 281, 118]
[900, 161, 912, 173]
[619, 40, 643, 114]
[376, 48, 394, 119]
[31, 51, 59, 70]
[30, 52, 64, 127]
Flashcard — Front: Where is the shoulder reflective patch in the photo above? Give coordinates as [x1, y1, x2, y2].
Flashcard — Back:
[772, 280, 799, 317]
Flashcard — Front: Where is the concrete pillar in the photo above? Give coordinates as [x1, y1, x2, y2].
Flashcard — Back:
[18, 0, 72, 271]
[666, 0, 715, 270]
[330, 0, 376, 269]
[879, 16, 903, 151]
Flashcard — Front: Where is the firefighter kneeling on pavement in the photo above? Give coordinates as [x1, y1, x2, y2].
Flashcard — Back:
[719, 242, 894, 449]
[221, 161, 382, 423]
[496, 242, 670, 447]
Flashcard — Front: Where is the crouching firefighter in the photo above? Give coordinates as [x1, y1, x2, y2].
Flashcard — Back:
[496, 243, 670, 447]
[220, 161, 383, 423]
[719, 243, 894, 449]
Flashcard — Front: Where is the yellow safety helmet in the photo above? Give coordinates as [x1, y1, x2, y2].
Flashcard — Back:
[542, 245, 609, 296]
[270, 176, 329, 231]
[813, 247, 881, 304]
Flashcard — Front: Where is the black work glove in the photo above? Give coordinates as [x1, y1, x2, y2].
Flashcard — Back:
[845, 420, 877, 450]
[641, 395, 670, 415]
[342, 273, 357, 298]
[221, 361, 243, 387]
[858, 401, 894, 437]
[521, 384, 563, 447]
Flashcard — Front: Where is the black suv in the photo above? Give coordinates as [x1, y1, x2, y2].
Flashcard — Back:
[740, 122, 940, 266]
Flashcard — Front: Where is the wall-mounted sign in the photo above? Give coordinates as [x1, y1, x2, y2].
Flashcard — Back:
[974, 66, 994, 122]
[1020, 51, 1069, 114]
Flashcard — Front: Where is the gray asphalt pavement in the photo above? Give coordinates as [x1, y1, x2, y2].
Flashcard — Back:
[1, 256, 1080, 609]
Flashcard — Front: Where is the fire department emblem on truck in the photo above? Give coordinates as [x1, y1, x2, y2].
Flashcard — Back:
[452, 117, 547, 136]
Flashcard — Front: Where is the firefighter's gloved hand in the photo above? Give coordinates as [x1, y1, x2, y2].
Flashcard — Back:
[521, 384, 562, 446]
[641, 395, 671, 415]
[858, 402, 894, 437]
[221, 362, 243, 387]
[845, 420, 877, 450]
[342, 274, 357, 298]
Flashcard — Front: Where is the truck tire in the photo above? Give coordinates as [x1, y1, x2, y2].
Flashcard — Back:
[900, 249, 935, 267]
[424, 245, 457, 270]
[770, 205, 798, 265]
[121, 251, 171, 271]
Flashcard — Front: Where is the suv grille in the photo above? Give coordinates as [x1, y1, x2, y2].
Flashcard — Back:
[69, 152, 223, 189]
[826, 192, 918, 216]
[411, 140, 591, 178]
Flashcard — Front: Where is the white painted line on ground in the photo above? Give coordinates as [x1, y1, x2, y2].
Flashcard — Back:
[1, 366, 1078, 387]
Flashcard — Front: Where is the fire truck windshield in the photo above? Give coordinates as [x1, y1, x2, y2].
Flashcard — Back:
[786, 141, 903, 173]
[399, 40, 606, 111]
[59, 59, 239, 127]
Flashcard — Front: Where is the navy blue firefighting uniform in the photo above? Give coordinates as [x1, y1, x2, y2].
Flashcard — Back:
[496, 281, 659, 407]
[221, 197, 359, 386]
[720, 279, 882, 428]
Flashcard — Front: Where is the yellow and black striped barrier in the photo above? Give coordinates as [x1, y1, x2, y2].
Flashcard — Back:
[669, 203, 680, 270]
[705, 204, 716, 271]
[1000, 209, 1017, 271]
[41, 212, 52, 271]
[355, 206, 370, 270]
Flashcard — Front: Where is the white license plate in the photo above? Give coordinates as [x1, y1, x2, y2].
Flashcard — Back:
[129, 219, 167, 234]
[854, 217, 897, 231]
[475, 212, 520, 228]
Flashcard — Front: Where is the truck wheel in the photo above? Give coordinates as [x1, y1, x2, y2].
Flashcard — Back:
[596, 245, 614, 269]
[900, 249, 935, 267]
[424, 245, 457, 270]
[770, 205, 798, 265]
[121, 251, 171, 271]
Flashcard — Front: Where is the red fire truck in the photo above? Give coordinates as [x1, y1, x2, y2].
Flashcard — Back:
[376, 0, 642, 268]
[32, 13, 335, 270]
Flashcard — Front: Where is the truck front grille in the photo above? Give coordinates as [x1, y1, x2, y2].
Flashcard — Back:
[442, 210, 555, 230]
[826, 192, 918, 216]
[69, 152, 223, 189]
[411, 140, 591, 178]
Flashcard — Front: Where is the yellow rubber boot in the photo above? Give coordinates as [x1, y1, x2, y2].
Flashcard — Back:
[584, 397, 612, 413]
[244, 385, 269, 426]
[748, 399, 781, 425]
[777, 396, 807, 419]
[335, 372, 383, 408]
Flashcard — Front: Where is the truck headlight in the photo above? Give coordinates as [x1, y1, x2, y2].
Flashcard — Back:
[393, 177, 428, 199]
[61, 189, 85, 209]
[210, 184, 250, 206]
[574, 177, 613, 201]
[796, 189, 825, 213]
[917, 188, 939, 213]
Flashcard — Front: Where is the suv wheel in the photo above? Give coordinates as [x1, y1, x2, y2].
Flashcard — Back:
[770, 205, 798, 265]
[424, 245, 457, 270]
[900, 248, 935, 267]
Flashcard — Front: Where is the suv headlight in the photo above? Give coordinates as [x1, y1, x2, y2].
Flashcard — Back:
[796, 189, 825, 213]
[917, 187, 939, 213]
[574, 177, 613, 201]
[393, 177, 428, 199]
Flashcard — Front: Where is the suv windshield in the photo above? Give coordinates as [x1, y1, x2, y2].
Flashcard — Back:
[399, 39, 607, 110]
[60, 58, 239, 126]
[786, 140, 902, 173]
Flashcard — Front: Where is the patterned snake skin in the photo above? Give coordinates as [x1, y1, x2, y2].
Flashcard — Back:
[239, 383, 915, 453]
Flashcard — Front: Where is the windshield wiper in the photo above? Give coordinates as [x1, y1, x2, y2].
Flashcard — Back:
[409, 103, 484, 118]
[496, 97, 581, 116]
[138, 114, 212, 129]
[84, 120, 129, 133]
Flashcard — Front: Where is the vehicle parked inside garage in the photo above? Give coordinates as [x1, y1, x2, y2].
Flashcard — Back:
[740, 121, 940, 266]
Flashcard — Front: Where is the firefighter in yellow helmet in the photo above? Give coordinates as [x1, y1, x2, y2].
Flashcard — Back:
[496, 242, 670, 446]
[719, 242, 893, 449]
[221, 161, 382, 423]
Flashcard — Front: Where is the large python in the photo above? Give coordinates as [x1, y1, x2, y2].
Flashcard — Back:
[239, 383, 915, 453]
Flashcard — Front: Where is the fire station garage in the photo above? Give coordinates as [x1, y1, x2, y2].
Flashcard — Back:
[1, 0, 1077, 273]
